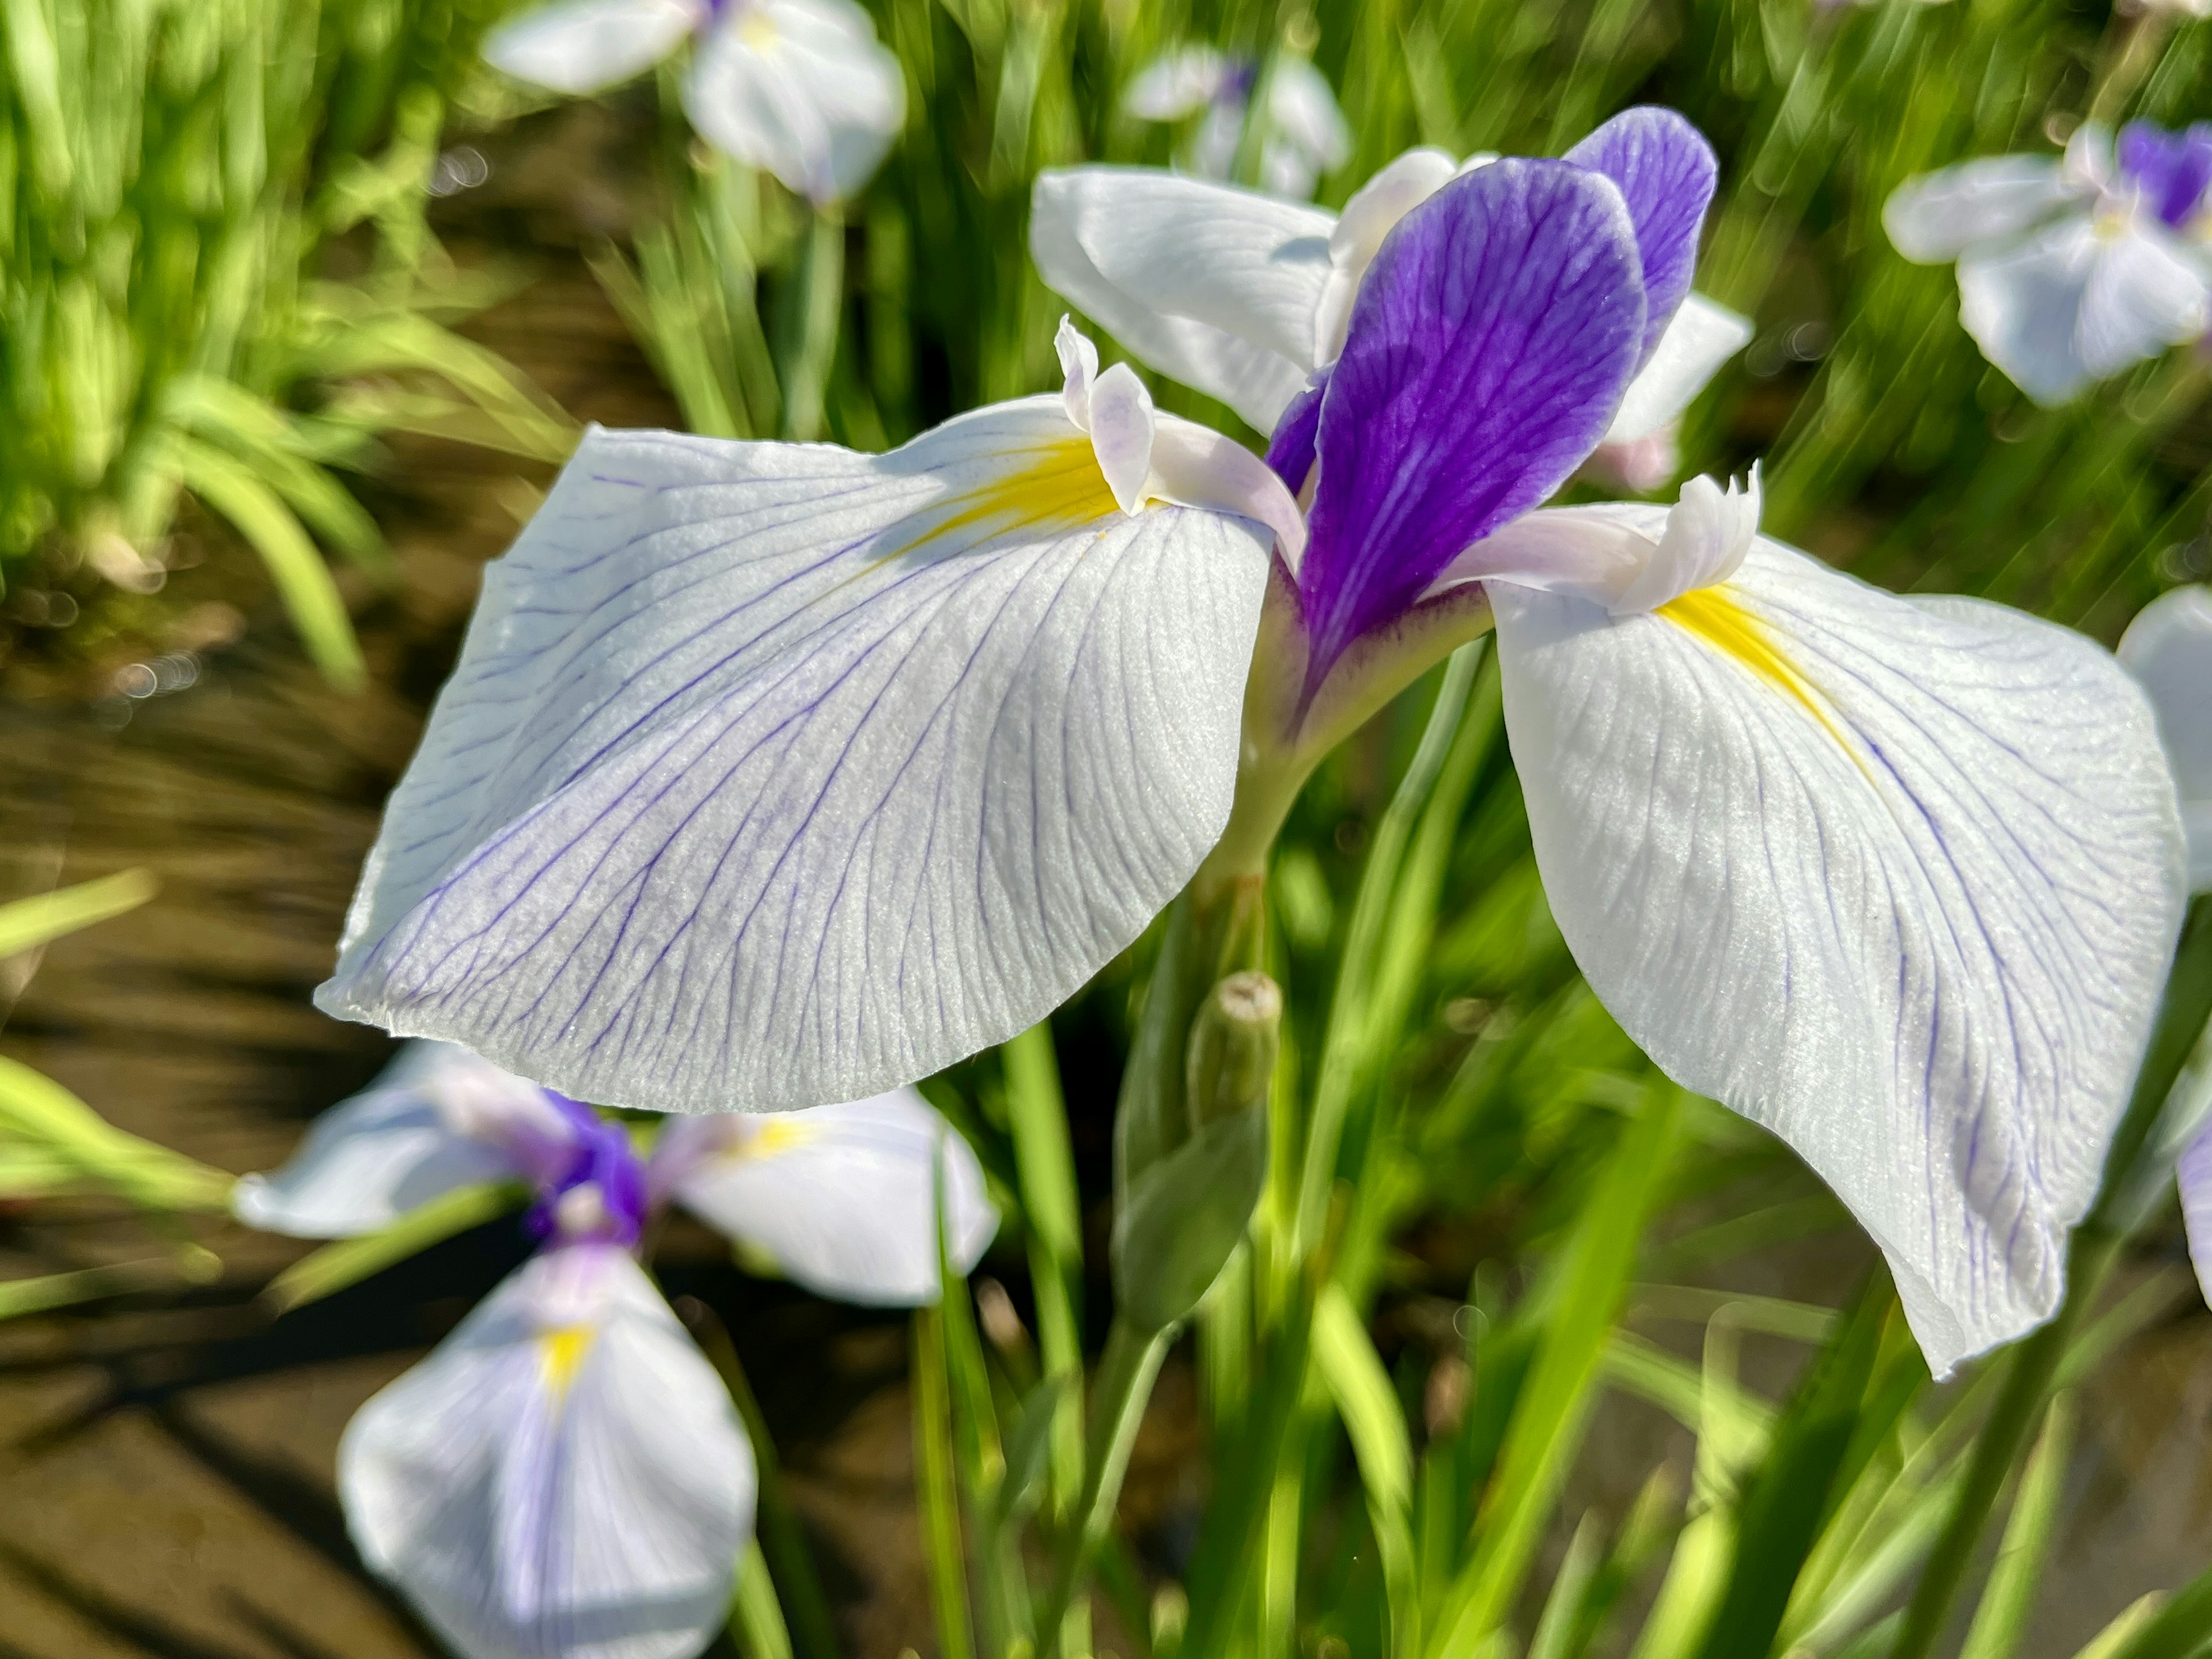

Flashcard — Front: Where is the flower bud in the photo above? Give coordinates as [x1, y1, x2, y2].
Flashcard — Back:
[1111, 969, 1281, 1332]
[1184, 970, 1282, 1134]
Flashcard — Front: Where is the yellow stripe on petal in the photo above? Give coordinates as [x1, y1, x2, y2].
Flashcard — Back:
[907, 436, 1124, 552]
[540, 1324, 594, 1402]
[1660, 584, 1862, 768]
[733, 1117, 816, 1161]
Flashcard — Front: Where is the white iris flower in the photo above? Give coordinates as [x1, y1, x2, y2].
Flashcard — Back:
[1887, 121, 2212, 404]
[483, 0, 905, 203]
[237, 1041, 996, 1659]
[313, 126, 2189, 1377]
[1122, 46, 1353, 201]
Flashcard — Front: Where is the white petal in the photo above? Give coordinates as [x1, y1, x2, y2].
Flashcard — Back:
[1149, 412, 1309, 567]
[317, 412, 1271, 1114]
[1313, 146, 1459, 362]
[1434, 470, 1759, 615]
[2175, 1028, 2212, 1306]
[1603, 293, 1753, 444]
[1087, 363, 1158, 513]
[342, 1246, 755, 1659]
[1492, 537, 2186, 1375]
[1123, 46, 1230, 121]
[2074, 222, 2212, 381]
[483, 0, 698, 94]
[653, 1090, 999, 1304]
[2119, 584, 2212, 889]
[1266, 60, 1350, 174]
[1054, 315, 1100, 428]
[232, 1042, 567, 1237]
[684, 0, 905, 202]
[1957, 214, 2104, 404]
[1883, 155, 2074, 263]
[1029, 167, 1334, 431]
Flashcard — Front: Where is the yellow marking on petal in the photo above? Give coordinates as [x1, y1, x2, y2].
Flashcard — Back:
[1659, 584, 1866, 774]
[540, 1324, 594, 1402]
[732, 1118, 816, 1161]
[893, 435, 1123, 559]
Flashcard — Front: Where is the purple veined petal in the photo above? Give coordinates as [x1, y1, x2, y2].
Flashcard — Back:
[316, 402, 1272, 1115]
[1263, 366, 1330, 494]
[341, 1244, 756, 1659]
[1491, 536, 2186, 1374]
[2118, 120, 2212, 230]
[232, 1041, 576, 1238]
[2118, 584, 2212, 891]
[1566, 106, 1719, 363]
[482, 0, 702, 95]
[1296, 158, 1647, 685]
[652, 1089, 999, 1305]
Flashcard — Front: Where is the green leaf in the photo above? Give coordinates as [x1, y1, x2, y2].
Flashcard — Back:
[1316, 1283, 1420, 1657]
[1957, 1392, 2076, 1659]
[727, 1540, 797, 1659]
[1691, 1272, 1910, 1659]
[2104, 1562, 2212, 1659]
[0, 869, 156, 959]
[263, 1183, 523, 1313]
[175, 435, 366, 691]
[1110, 1105, 1267, 1334]
[0, 1055, 233, 1210]
[1429, 1084, 1685, 1658]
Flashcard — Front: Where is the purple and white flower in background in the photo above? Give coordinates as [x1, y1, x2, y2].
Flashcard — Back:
[482, 0, 904, 203]
[1029, 108, 1754, 477]
[236, 1041, 995, 1659]
[1122, 46, 1353, 201]
[312, 109, 2184, 1377]
[1886, 122, 2212, 404]
[2119, 586, 2212, 1308]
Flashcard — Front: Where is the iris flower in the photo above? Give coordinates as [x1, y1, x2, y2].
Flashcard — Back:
[237, 1041, 995, 1659]
[1122, 46, 1352, 200]
[1887, 122, 2212, 404]
[483, 0, 906, 203]
[317, 113, 2184, 1373]
[2119, 586, 2212, 1305]
[1029, 108, 1753, 470]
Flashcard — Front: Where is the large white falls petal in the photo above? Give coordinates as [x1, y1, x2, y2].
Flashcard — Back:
[653, 1089, 999, 1304]
[317, 408, 1269, 1113]
[232, 1041, 571, 1237]
[1493, 537, 2186, 1375]
[341, 1246, 755, 1659]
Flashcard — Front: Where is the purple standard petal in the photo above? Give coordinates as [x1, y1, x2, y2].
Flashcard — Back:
[1297, 159, 1647, 683]
[1566, 107, 1718, 362]
[2119, 120, 2212, 230]
[1264, 366, 1330, 492]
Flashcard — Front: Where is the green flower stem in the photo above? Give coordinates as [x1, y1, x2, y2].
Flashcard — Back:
[679, 1298, 844, 1659]
[914, 1304, 979, 1659]
[779, 209, 844, 442]
[1293, 641, 1487, 1264]
[1038, 1316, 1176, 1654]
[1890, 894, 2212, 1659]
